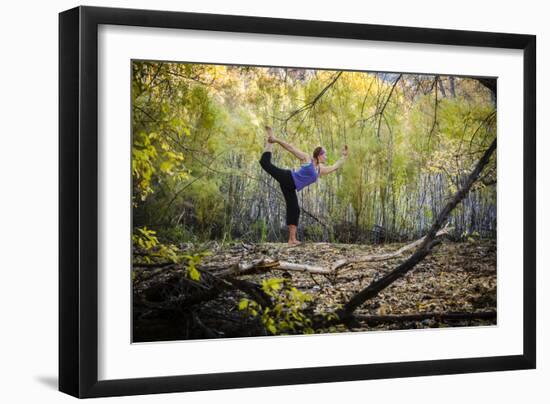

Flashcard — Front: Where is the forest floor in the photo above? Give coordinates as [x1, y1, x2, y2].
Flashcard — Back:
[133, 239, 496, 342]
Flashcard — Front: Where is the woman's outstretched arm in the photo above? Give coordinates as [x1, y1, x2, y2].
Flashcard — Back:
[320, 145, 349, 176]
[265, 126, 309, 163]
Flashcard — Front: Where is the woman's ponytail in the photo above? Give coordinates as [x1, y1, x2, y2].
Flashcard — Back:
[313, 146, 324, 164]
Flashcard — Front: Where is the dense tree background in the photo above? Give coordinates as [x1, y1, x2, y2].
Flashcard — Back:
[131, 61, 496, 245]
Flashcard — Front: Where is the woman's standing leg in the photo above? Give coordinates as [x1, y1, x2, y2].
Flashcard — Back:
[280, 184, 301, 245]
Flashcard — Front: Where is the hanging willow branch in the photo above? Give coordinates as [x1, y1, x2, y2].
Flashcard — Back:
[427, 76, 439, 148]
[376, 74, 402, 139]
[282, 71, 343, 123]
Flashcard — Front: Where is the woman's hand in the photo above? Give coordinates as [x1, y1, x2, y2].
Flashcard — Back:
[320, 145, 349, 176]
[342, 144, 349, 158]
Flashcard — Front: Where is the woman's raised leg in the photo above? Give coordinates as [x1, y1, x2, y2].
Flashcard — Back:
[259, 151, 292, 184]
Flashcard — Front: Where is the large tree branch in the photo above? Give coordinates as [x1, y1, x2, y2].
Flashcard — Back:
[339, 137, 497, 318]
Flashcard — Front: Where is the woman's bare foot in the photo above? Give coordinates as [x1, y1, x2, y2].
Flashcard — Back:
[263, 127, 275, 152]
[264, 137, 274, 152]
[287, 224, 300, 246]
[265, 126, 276, 143]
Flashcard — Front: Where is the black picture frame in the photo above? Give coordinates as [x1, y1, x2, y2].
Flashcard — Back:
[59, 5, 536, 398]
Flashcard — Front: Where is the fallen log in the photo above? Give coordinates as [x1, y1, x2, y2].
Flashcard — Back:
[216, 258, 331, 277]
[273, 261, 331, 274]
[214, 225, 452, 277]
[331, 225, 453, 271]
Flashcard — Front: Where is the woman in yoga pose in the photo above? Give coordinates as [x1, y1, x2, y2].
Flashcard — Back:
[259, 126, 349, 246]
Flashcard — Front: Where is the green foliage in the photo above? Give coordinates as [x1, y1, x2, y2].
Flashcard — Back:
[156, 225, 197, 244]
[251, 219, 268, 243]
[133, 226, 159, 249]
[132, 227, 180, 264]
[132, 226, 179, 264]
[187, 179, 224, 237]
[461, 230, 481, 243]
[238, 278, 314, 335]
[132, 225, 210, 281]
[182, 252, 211, 281]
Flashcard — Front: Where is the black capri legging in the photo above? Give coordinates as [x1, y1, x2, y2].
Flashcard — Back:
[259, 151, 300, 226]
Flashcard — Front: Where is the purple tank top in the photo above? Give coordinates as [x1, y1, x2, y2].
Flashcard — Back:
[291, 160, 320, 191]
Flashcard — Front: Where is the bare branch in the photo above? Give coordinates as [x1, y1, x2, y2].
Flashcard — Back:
[282, 71, 343, 123]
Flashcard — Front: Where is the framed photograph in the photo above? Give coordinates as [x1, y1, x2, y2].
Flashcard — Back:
[59, 5, 536, 398]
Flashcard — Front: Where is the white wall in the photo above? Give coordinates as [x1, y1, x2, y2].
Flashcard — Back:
[0, 0, 546, 402]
